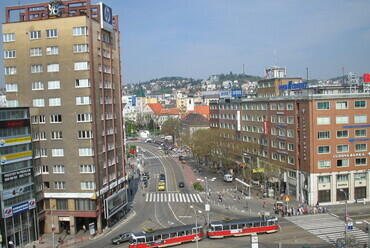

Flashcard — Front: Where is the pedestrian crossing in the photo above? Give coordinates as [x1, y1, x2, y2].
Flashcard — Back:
[143, 154, 179, 160]
[287, 214, 369, 245]
[145, 192, 203, 203]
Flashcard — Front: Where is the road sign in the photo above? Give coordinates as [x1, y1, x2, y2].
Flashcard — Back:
[285, 195, 290, 202]
[348, 222, 353, 230]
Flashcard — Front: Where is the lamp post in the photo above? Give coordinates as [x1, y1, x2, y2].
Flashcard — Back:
[190, 206, 202, 248]
[197, 177, 216, 226]
[339, 189, 348, 246]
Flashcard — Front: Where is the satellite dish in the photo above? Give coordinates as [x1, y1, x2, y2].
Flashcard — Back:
[348, 72, 359, 84]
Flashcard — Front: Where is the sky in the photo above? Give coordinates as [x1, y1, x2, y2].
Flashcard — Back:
[1, 0, 370, 85]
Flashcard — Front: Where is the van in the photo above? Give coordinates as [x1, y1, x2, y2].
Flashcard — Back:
[223, 174, 233, 182]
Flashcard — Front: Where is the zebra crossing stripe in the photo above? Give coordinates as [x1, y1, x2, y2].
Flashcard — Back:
[145, 193, 202, 203]
[197, 194, 203, 203]
[189, 194, 195, 202]
[179, 194, 183, 202]
[175, 194, 179, 202]
[164, 194, 167, 202]
[146, 193, 149, 202]
[186, 194, 190, 202]
[161, 193, 163, 202]
[157, 193, 160, 202]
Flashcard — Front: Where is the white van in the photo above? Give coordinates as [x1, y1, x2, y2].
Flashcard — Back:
[224, 174, 233, 182]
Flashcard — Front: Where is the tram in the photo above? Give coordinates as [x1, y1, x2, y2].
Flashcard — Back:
[129, 224, 204, 248]
[207, 216, 280, 238]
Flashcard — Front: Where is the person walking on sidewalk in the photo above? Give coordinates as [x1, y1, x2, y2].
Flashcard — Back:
[263, 201, 266, 208]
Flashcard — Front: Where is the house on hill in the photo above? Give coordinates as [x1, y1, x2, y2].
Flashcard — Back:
[179, 113, 210, 138]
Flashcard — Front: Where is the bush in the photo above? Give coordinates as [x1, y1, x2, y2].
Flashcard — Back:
[193, 182, 204, 191]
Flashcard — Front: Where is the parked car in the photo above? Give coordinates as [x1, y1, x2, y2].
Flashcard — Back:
[178, 182, 185, 188]
[159, 174, 166, 182]
[111, 232, 133, 245]
[179, 155, 184, 161]
[223, 174, 233, 182]
[145, 138, 153, 143]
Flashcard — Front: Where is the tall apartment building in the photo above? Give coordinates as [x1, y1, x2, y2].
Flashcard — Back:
[0, 108, 35, 247]
[210, 68, 370, 206]
[2, 0, 126, 240]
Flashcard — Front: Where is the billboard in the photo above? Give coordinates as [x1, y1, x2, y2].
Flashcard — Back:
[100, 2, 113, 32]
[3, 199, 35, 218]
[279, 81, 308, 91]
[219, 91, 231, 98]
[231, 89, 242, 98]
[2, 168, 32, 182]
[104, 188, 127, 219]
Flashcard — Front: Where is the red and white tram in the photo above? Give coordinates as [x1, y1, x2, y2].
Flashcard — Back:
[207, 216, 280, 238]
[129, 224, 204, 248]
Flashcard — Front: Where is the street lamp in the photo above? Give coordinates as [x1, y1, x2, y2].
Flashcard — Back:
[339, 189, 348, 246]
[197, 177, 216, 226]
[190, 206, 202, 248]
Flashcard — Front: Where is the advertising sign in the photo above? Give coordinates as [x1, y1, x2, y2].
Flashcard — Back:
[263, 119, 268, 134]
[3, 199, 35, 218]
[0, 136, 31, 147]
[278, 81, 308, 91]
[2, 168, 32, 182]
[1, 151, 32, 165]
[364, 73, 370, 83]
[104, 188, 127, 219]
[219, 90, 231, 98]
[3, 183, 34, 200]
[100, 2, 113, 32]
[231, 89, 242, 98]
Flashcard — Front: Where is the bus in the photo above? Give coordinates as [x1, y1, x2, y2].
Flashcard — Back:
[207, 216, 280, 239]
[129, 224, 204, 248]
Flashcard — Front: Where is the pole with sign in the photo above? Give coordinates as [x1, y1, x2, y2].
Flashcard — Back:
[285, 195, 290, 215]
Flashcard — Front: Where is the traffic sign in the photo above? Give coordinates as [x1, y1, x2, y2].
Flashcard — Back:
[285, 195, 290, 202]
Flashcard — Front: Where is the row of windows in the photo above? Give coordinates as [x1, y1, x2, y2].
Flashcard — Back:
[42, 181, 96, 190]
[271, 153, 295, 165]
[31, 114, 93, 124]
[6, 79, 90, 92]
[36, 164, 95, 175]
[318, 144, 367, 154]
[4, 62, 90, 75]
[317, 100, 367, 110]
[318, 158, 368, 169]
[34, 148, 94, 158]
[318, 173, 366, 183]
[32, 130, 93, 140]
[318, 129, 367, 139]
[317, 115, 367, 125]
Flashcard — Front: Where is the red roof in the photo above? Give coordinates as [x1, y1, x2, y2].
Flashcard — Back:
[147, 103, 162, 115]
[160, 108, 180, 115]
[187, 105, 210, 119]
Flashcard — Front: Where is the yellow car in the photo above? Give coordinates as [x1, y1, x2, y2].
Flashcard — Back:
[158, 181, 166, 191]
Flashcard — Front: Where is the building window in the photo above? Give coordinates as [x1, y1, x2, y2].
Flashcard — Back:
[30, 47, 42, 56]
[355, 158, 367, 166]
[75, 79, 90, 88]
[272, 153, 278, 160]
[337, 174, 348, 182]
[33, 99, 45, 107]
[49, 98, 61, 106]
[30, 30, 41, 40]
[286, 103, 294, 110]
[337, 130, 349, 138]
[78, 130, 93, 139]
[6, 84, 18, 92]
[355, 143, 367, 152]
[54, 181, 65, 190]
[317, 102, 330, 110]
[46, 46, 59, 55]
[355, 173, 366, 180]
[76, 96, 91, 105]
[73, 26, 88, 36]
[288, 171, 296, 179]
[318, 176, 331, 183]
[48, 81, 60, 89]
[31, 64, 43, 73]
[77, 113, 93, 122]
[271, 128, 277, 135]
[317, 116, 330, 125]
[354, 115, 367, 123]
[337, 159, 349, 168]
[102, 33, 110, 44]
[47, 64, 59, 72]
[80, 164, 95, 173]
[336, 144, 349, 153]
[287, 129, 294, 138]
[278, 116, 285, 123]
[42, 165, 49, 174]
[75, 199, 95, 211]
[4, 50, 16, 59]
[355, 129, 367, 137]
[53, 165, 65, 174]
[51, 131, 63, 140]
[336, 116, 349, 124]
[278, 129, 285, 137]
[50, 115, 62, 123]
[271, 116, 277, 123]
[46, 29, 58, 38]
[288, 157, 295, 165]
[287, 116, 294, 124]
[271, 140, 277, 148]
[318, 131, 330, 139]
[5, 66, 17, 75]
[52, 148, 64, 157]
[79, 148, 94, 156]
[355, 100, 366, 109]
[278, 103, 285, 110]
[81, 182, 95, 190]
[318, 146, 330, 154]
[336, 101, 348, 109]
[74, 62, 89, 71]
[288, 143, 295, 151]
[3, 33, 15, 42]
[7, 100, 19, 107]
[318, 160, 331, 169]
[73, 44, 89, 53]
[32, 82, 44, 90]
[56, 199, 68, 210]
[279, 141, 286, 149]
[41, 148, 47, 157]
[270, 103, 277, 110]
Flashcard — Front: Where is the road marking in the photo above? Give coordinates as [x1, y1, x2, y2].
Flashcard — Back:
[145, 192, 203, 203]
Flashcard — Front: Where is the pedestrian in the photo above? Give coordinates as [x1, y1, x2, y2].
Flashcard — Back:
[355, 197, 358, 204]
[218, 195, 222, 202]
[316, 201, 319, 208]
[83, 225, 86, 232]
[263, 201, 266, 208]
[33, 241, 36, 248]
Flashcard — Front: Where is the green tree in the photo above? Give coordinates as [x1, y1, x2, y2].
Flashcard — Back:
[160, 118, 179, 143]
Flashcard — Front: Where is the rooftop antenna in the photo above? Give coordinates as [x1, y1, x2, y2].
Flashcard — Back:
[274, 49, 278, 67]
[243, 64, 245, 75]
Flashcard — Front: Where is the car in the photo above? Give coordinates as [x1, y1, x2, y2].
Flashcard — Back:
[158, 181, 166, 191]
[164, 150, 169, 154]
[145, 138, 153, 143]
[159, 174, 166, 182]
[157, 147, 162, 150]
[111, 232, 133, 245]
[160, 135, 165, 139]
[179, 155, 184, 161]
[178, 182, 185, 188]
[141, 179, 148, 188]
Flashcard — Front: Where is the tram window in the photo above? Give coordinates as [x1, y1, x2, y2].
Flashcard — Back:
[130, 239, 137, 245]
[154, 235, 161, 241]
[231, 225, 237, 229]
[238, 224, 245, 229]
[246, 223, 253, 228]
[162, 234, 169, 239]
[138, 238, 145, 244]
[215, 226, 222, 231]
[169, 232, 177, 238]
[254, 222, 261, 227]
[223, 225, 230, 230]
[186, 230, 192, 235]
[179, 231, 185, 236]
[261, 221, 267, 227]
[146, 236, 154, 242]
[199, 227, 204, 232]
